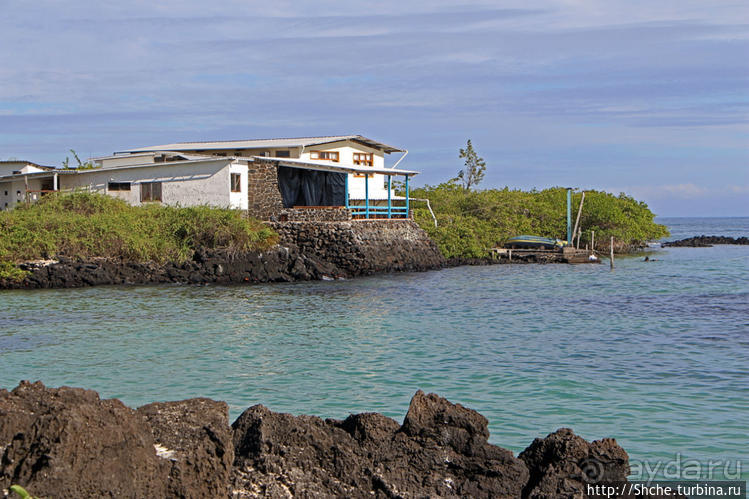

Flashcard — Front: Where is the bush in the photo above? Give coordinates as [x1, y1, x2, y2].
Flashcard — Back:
[0, 192, 277, 280]
[410, 184, 669, 259]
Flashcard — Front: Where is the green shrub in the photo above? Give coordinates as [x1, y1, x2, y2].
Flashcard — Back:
[410, 184, 669, 259]
[0, 192, 277, 281]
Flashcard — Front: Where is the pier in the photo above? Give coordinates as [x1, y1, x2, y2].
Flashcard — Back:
[489, 246, 599, 264]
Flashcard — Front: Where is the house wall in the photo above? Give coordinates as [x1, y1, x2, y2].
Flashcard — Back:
[0, 163, 33, 176]
[297, 140, 389, 200]
[0, 178, 48, 210]
[59, 160, 243, 209]
[166, 139, 397, 202]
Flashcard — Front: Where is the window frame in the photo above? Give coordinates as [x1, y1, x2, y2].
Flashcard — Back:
[353, 152, 375, 178]
[140, 181, 162, 202]
[108, 182, 131, 192]
[230, 173, 242, 193]
[310, 150, 339, 162]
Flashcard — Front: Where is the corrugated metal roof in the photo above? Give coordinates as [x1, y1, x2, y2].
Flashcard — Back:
[253, 156, 418, 176]
[118, 135, 405, 154]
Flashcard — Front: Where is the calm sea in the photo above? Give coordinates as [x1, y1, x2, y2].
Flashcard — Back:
[1, 217, 747, 482]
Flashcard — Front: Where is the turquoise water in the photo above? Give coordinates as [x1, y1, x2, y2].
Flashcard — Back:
[1, 217, 747, 482]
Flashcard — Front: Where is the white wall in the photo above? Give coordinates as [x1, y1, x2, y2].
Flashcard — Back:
[229, 162, 248, 210]
[60, 160, 244, 209]
[297, 140, 391, 200]
[0, 178, 48, 210]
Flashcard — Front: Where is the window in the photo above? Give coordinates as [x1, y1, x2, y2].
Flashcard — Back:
[108, 182, 131, 191]
[231, 173, 242, 192]
[274, 150, 291, 158]
[353, 152, 375, 178]
[310, 151, 339, 162]
[140, 182, 162, 202]
[353, 153, 373, 166]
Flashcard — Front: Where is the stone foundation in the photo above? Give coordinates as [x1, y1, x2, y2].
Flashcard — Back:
[280, 207, 352, 222]
[270, 219, 445, 276]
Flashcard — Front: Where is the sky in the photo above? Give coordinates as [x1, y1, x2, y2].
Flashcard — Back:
[1, 0, 747, 216]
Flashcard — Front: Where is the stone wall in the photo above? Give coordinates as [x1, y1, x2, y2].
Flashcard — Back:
[270, 219, 445, 276]
[280, 207, 352, 222]
[246, 161, 283, 220]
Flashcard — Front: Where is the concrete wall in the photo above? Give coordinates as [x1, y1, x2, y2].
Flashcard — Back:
[0, 177, 49, 210]
[59, 160, 244, 209]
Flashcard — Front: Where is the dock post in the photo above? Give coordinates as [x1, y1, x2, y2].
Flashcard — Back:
[567, 189, 572, 244]
[610, 236, 615, 270]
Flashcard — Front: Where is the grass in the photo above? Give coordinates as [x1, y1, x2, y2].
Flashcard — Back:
[0, 192, 277, 281]
[409, 183, 670, 259]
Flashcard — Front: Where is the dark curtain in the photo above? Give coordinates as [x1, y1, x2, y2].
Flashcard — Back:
[277, 166, 346, 207]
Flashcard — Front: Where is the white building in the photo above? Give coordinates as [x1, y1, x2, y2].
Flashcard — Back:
[0, 136, 417, 219]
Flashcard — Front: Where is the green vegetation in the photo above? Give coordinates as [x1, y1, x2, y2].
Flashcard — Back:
[455, 139, 486, 190]
[9, 485, 37, 499]
[410, 183, 669, 259]
[62, 149, 98, 169]
[0, 192, 277, 281]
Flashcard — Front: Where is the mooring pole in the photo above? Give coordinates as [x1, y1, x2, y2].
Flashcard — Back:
[610, 236, 615, 270]
[566, 189, 572, 244]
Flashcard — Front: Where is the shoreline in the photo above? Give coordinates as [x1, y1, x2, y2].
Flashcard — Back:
[1, 381, 631, 498]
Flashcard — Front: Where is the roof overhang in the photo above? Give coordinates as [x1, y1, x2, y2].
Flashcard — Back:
[252, 156, 418, 176]
[117, 135, 405, 154]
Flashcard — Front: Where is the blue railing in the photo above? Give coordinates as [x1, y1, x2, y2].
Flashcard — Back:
[349, 205, 409, 218]
[346, 173, 411, 219]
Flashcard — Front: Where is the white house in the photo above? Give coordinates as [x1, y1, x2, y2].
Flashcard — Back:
[0, 135, 418, 220]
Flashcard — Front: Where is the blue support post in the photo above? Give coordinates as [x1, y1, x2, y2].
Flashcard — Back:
[566, 188, 572, 244]
[387, 175, 392, 219]
[405, 175, 410, 219]
[345, 174, 349, 209]
[365, 174, 370, 219]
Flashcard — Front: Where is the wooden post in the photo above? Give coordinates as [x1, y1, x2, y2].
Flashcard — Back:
[572, 191, 585, 247]
[610, 236, 615, 270]
[24, 175, 29, 206]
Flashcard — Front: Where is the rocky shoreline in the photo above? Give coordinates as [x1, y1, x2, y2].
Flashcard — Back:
[1, 381, 632, 498]
[661, 235, 749, 247]
[0, 220, 446, 290]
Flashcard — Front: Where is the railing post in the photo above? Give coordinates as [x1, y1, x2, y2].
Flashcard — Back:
[405, 175, 410, 219]
[387, 175, 392, 219]
[345, 174, 349, 209]
[365, 174, 369, 219]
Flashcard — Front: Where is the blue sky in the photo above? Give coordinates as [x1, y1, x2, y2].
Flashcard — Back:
[1, 1, 747, 216]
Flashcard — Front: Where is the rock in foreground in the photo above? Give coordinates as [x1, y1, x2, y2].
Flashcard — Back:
[1, 382, 632, 498]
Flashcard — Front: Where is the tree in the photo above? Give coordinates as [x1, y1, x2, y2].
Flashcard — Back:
[62, 149, 96, 170]
[456, 139, 486, 190]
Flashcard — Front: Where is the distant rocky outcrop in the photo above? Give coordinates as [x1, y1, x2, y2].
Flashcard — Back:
[662, 235, 749, 247]
[1, 382, 634, 498]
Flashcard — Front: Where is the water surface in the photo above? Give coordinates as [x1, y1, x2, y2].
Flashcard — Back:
[1, 217, 747, 482]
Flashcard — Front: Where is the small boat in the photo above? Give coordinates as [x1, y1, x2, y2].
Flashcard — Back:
[505, 235, 568, 250]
